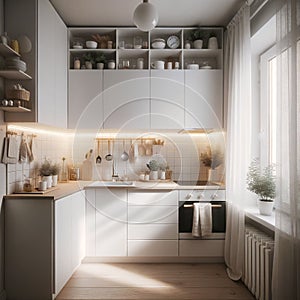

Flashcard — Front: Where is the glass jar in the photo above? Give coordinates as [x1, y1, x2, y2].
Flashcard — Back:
[74, 57, 81, 69]
[134, 36, 142, 49]
[137, 58, 144, 69]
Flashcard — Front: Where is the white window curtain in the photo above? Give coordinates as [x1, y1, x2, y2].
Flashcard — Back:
[224, 3, 252, 280]
[272, 0, 300, 298]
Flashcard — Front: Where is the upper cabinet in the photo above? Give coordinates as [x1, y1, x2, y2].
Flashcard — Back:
[185, 70, 223, 129]
[68, 27, 224, 130]
[4, 0, 67, 127]
[103, 70, 150, 130]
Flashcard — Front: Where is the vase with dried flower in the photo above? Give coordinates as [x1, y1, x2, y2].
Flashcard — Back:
[200, 148, 223, 182]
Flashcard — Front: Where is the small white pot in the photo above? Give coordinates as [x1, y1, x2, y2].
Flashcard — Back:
[193, 39, 203, 49]
[52, 174, 58, 187]
[150, 171, 158, 180]
[258, 200, 274, 216]
[43, 175, 52, 189]
[97, 62, 104, 69]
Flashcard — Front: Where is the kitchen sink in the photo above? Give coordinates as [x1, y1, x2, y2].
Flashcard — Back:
[88, 181, 135, 187]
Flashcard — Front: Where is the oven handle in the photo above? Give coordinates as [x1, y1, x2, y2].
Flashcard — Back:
[183, 204, 223, 208]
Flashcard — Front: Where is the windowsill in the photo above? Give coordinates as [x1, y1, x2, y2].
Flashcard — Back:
[244, 207, 275, 232]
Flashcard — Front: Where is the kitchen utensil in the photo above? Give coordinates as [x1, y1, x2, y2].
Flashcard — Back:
[105, 140, 113, 161]
[121, 140, 129, 161]
[138, 139, 146, 156]
[167, 35, 180, 49]
[96, 140, 102, 164]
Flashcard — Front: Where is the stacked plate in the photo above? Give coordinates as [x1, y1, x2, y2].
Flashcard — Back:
[5, 57, 27, 72]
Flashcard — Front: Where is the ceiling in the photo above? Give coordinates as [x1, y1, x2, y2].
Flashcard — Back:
[50, 0, 244, 27]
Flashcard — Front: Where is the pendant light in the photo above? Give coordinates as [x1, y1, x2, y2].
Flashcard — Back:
[133, 0, 158, 32]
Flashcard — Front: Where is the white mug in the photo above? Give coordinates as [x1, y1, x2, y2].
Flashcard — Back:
[151, 60, 165, 69]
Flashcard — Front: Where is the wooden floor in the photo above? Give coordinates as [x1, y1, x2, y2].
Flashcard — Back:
[56, 263, 255, 300]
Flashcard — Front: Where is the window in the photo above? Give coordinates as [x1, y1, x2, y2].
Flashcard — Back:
[260, 45, 277, 167]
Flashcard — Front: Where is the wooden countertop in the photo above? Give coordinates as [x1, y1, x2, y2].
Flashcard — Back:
[5, 180, 225, 201]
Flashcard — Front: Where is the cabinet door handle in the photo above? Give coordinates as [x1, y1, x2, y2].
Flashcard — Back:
[183, 204, 222, 208]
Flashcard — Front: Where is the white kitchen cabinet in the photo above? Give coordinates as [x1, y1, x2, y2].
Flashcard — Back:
[103, 70, 150, 130]
[127, 190, 178, 257]
[4, 190, 85, 300]
[185, 70, 223, 129]
[150, 70, 185, 129]
[179, 240, 225, 257]
[38, 0, 67, 127]
[55, 191, 86, 294]
[128, 240, 178, 257]
[68, 70, 103, 129]
[91, 188, 127, 256]
[4, 0, 68, 126]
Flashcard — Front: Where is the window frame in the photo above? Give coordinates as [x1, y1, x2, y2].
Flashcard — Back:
[260, 45, 277, 167]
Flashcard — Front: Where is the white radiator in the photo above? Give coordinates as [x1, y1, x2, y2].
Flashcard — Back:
[243, 226, 274, 300]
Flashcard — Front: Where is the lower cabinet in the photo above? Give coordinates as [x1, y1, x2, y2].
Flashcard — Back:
[127, 190, 179, 257]
[179, 240, 225, 257]
[55, 191, 86, 294]
[85, 188, 127, 256]
[4, 191, 85, 300]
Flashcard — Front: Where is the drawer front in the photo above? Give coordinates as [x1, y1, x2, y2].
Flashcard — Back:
[128, 206, 178, 224]
[128, 224, 178, 240]
[179, 240, 224, 257]
[128, 240, 178, 256]
[128, 191, 178, 206]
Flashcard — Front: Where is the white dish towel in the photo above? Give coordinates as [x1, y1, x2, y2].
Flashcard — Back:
[192, 203, 212, 237]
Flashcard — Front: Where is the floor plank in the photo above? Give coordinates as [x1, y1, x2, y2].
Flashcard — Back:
[56, 263, 255, 300]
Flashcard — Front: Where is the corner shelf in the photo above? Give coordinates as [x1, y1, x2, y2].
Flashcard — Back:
[0, 105, 31, 112]
[0, 43, 20, 57]
[0, 70, 32, 80]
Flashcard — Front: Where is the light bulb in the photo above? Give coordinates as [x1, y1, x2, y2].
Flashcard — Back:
[133, 0, 158, 32]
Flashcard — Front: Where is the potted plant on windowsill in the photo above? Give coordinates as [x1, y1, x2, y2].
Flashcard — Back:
[246, 158, 276, 216]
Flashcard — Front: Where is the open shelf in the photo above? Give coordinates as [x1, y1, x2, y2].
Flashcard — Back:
[0, 70, 32, 80]
[0, 105, 31, 112]
[0, 43, 20, 57]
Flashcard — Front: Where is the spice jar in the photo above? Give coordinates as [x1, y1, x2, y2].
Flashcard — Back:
[137, 58, 144, 69]
[74, 57, 81, 69]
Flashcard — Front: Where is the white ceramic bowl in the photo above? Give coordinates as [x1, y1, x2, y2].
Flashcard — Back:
[86, 41, 98, 49]
[151, 39, 166, 49]
[187, 63, 199, 70]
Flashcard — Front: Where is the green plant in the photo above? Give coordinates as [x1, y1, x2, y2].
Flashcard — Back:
[189, 29, 203, 41]
[39, 159, 52, 176]
[200, 149, 223, 169]
[95, 52, 106, 63]
[83, 52, 95, 64]
[147, 160, 160, 171]
[246, 159, 276, 201]
[50, 163, 60, 176]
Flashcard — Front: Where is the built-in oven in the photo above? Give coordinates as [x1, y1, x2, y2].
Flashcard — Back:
[178, 189, 226, 240]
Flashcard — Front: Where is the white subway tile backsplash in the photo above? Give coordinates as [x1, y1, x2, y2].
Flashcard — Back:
[6, 127, 225, 192]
